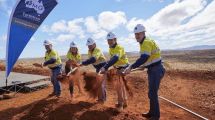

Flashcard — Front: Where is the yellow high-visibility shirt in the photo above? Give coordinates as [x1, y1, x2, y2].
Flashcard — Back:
[66, 52, 81, 63]
[140, 37, 161, 66]
[109, 44, 129, 67]
[88, 47, 106, 65]
[45, 50, 62, 68]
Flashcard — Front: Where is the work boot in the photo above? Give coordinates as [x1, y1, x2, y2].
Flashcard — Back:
[116, 103, 123, 112]
[96, 99, 105, 104]
[141, 112, 152, 118]
[48, 92, 55, 97]
[123, 100, 128, 108]
[149, 117, 159, 120]
[115, 103, 127, 108]
[55, 94, 61, 98]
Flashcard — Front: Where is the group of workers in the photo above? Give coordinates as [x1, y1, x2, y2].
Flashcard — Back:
[41, 24, 165, 120]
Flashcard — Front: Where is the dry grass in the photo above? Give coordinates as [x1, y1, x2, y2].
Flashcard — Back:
[163, 61, 215, 71]
[161, 49, 215, 71]
[127, 49, 215, 71]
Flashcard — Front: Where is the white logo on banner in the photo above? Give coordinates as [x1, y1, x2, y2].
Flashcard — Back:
[25, 0, 45, 15]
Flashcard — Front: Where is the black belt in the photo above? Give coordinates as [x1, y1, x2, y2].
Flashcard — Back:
[145, 60, 161, 69]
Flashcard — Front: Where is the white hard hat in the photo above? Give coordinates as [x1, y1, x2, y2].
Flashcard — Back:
[134, 24, 146, 33]
[70, 41, 77, 48]
[106, 32, 116, 40]
[86, 38, 95, 46]
[43, 40, 52, 46]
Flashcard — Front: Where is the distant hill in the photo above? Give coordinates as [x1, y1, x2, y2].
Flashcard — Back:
[1, 45, 214, 61]
[179, 45, 215, 50]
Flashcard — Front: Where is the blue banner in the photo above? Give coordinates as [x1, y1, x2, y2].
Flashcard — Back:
[6, 0, 58, 80]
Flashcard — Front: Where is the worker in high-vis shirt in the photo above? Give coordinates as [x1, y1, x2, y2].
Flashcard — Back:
[81, 38, 107, 103]
[124, 24, 165, 120]
[42, 40, 62, 98]
[66, 41, 82, 99]
[67, 41, 81, 64]
[100, 32, 129, 111]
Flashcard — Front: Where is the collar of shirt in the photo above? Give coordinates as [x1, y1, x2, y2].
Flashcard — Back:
[139, 36, 146, 44]
[71, 51, 78, 56]
[89, 47, 96, 53]
[46, 49, 52, 54]
[110, 43, 117, 48]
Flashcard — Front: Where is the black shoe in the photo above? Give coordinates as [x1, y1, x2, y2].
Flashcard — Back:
[115, 103, 120, 107]
[115, 103, 127, 108]
[123, 103, 128, 108]
[149, 116, 159, 120]
[115, 103, 124, 112]
[56, 95, 61, 98]
[48, 92, 55, 97]
[141, 112, 152, 118]
[96, 99, 105, 104]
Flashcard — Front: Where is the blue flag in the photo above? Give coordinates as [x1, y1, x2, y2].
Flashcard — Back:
[6, 0, 58, 83]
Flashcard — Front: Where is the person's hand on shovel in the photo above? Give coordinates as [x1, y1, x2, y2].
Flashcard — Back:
[99, 67, 106, 74]
[123, 66, 132, 75]
[33, 63, 44, 68]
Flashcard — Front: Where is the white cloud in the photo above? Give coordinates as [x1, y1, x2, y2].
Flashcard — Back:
[127, 0, 207, 33]
[134, 0, 207, 35]
[0, 0, 13, 16]
[42, 1, 215, 50]
[92, 30, 108, 40]
[41, 21, 66, 33]
[85, 16, 100, 33]
[126, 18, 146, 32]
[50, 20, 68, 33]
[185, 0, 215, 28]
[149, 0, 206, 27]
[0, 34, 6, 41]
[126, 0, 215, 49]
[55, 34, 75, 42]
[84, 16, 108, 39]
[118, 34, 135, 45]
[67, 18, 85, 38]
[7, 9, 11, 16]
[42, 18, 86, 42]
[98, 11, 127, 31]
[117, 34, 139, 52]
[43, 11, 128, 42]
[42, 18, 84, 34]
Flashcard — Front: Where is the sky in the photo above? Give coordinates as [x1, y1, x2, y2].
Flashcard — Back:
[0, 0, 215, 59]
